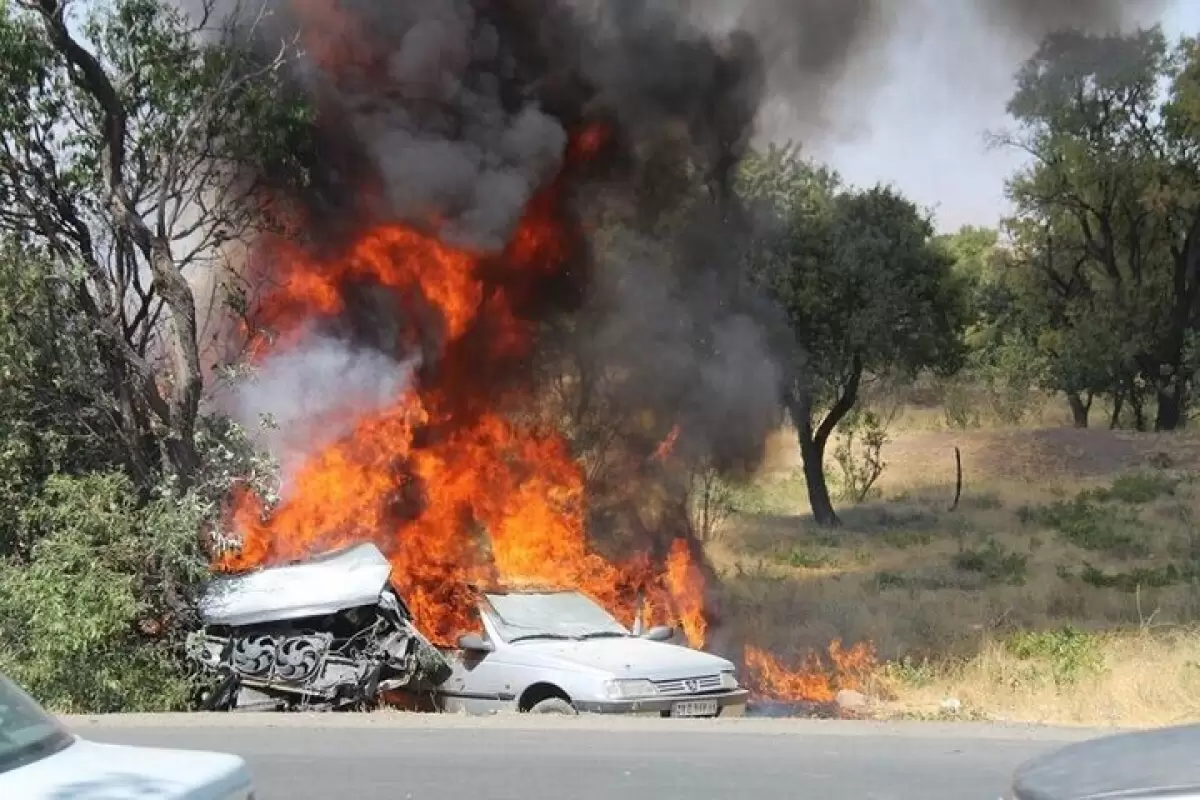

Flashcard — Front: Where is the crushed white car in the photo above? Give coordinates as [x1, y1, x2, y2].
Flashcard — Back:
[189, 543, 452, 711]
[0, 672, 255, 799]
[190, 543, 749, 717]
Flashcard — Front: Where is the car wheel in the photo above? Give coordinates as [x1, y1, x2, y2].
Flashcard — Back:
[528, 697, 577, 715]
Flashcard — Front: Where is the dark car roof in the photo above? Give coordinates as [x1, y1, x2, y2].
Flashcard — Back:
[1013, 724, 1200, 799]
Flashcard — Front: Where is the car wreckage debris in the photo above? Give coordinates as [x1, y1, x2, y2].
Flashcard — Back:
[188, 543, 451, 711]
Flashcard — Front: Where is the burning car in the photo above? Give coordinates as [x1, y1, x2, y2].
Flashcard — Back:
[441, 586, 748, 717]
[189, 543, 748, 717]
[188, 543, 452, 711]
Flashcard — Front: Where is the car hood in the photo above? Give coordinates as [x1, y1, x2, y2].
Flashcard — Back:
[512, 636, 735, 679]
[0, 736, 253, 799]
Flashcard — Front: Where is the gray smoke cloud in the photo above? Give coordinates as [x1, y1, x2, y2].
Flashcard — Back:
[206, 0, 1175, 526]
[678, 0, 1169, 141]
[219, 332, 420, 493]
[982, 0, 1170, 40]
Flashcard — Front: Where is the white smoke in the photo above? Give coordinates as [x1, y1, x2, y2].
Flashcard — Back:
[221, 331, 420, 494]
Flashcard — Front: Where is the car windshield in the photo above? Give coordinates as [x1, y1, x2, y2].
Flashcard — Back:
[484, 590, 630, 642]
[0, 673, 73, 774]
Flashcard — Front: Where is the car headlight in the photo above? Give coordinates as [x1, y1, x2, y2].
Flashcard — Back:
[602, 679, 658, 699]
[719, 671, 738, 690]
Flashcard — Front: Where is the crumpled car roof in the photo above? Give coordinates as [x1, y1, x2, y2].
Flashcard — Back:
[200, 543, 394, 627]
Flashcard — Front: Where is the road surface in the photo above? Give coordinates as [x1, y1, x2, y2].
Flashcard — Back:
[63, 713, 1115, 800]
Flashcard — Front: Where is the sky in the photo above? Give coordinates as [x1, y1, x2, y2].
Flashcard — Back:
[789, 0, 1200, 234]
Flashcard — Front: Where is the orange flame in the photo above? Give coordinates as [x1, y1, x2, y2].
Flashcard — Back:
[743, 640, 877, 704]
[219, 126, 709, 649]
[652, 424, 681, 463]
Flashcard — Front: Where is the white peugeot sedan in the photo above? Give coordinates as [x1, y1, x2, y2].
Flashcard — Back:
[437, 587, 750, 717]
[0, 672, 255, 799]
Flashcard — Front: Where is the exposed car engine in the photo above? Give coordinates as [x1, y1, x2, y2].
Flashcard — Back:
[187, 543, 451, 711]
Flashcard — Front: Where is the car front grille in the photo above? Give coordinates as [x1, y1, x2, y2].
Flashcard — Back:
[651, 674, 723, 695]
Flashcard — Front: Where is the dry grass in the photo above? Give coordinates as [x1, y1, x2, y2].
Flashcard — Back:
[718, 416, 1200, 727]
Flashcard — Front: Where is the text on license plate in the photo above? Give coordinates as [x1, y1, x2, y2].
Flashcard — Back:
[671, 699, 719, 717]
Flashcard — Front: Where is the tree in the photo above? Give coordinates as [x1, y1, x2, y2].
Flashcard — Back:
[742, 145, 966, 527]
[0, 237, 279, 711]
[0, 0, 310, 487]
[935, 225, 1048, 426]
[0, 0, 303, 711]
[999, 27, 1200, 431]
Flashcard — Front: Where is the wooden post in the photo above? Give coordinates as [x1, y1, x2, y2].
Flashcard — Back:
[950, 446, 963, 511]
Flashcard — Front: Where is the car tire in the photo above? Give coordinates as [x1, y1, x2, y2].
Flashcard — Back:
[528, 697, 577, 715]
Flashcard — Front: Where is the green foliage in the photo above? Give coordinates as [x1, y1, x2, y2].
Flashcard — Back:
[0, 472, 207, 712]
[952, 539, 1029, 586]
[0, 244, 124, 558]
[1029, 496, 1148, 557]
[1004, 627, 1105, 687]
[0, 0, 315, 483]
[775, 546, 835, 569]
[687, 461, 736, 543]
[831, 409, 888, 503]
[1074, 561, 1200, 592]
[937, 377, 982, 430]
[883, 656, 938, 688]
[1087, 471, 1180, 505]
[740, 144, 967, 524]
[999, 27, 1200, 429]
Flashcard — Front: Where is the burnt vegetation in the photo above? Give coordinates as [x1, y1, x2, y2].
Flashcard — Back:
[0, 0, 1198, 712]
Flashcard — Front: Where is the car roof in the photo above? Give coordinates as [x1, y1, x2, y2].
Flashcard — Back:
[1013, 724, 1200, 800]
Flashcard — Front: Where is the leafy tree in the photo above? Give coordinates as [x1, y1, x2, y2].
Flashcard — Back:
[0, 0, 311, 486]
[0, 0, 299, 710]
[935, 225, 1048, 426]
[0, 243, 125, 558]
[999, 27, 1200, 430]
[742, 146, 966, 526]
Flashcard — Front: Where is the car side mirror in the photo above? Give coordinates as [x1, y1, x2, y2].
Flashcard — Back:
[641, 625, 674, 642]
[457, 632, 495, 653]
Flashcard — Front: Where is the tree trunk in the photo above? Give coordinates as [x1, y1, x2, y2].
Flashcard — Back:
[787, 354, 863, 529]
[1131, 390, 1147, 432]
[1155, 379, 1187, 431]
[1109, 389, 1124, 430]
[1066, 391, 1090, 429]
[798, 430, 839, 527]
[36, 0, 204, 489]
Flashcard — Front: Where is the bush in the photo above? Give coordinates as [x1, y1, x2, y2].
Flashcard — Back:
[1088, 471, 1179, 505]
[831, 409, 888, 503]
[1029, 496, 1147, 558]
[1005, 626, 1105, 687]
[0, 472, 209, 712]
[952, 539, 1028, 585]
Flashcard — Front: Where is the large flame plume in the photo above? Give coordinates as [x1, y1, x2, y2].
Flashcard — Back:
[221, 123, 709, 647]
[209, 0, 875, 706]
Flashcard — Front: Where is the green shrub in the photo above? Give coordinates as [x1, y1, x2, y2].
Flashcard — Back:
[831, 409, 888, 503]
[1030, 497, 1147, 557]
[1077, 561, 1200, 592]
[776, 546, 834, 569]
[952, 539, 1028, 585]
[1005, 626, 1105, 687]
[0, 472, 209, 712]
[1089, 471, 1179, 505]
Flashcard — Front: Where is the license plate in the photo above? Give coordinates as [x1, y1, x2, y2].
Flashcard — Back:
[671, 699, 719, 717]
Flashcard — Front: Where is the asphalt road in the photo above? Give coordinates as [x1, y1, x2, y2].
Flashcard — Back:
[63, 713, 1114, 800]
